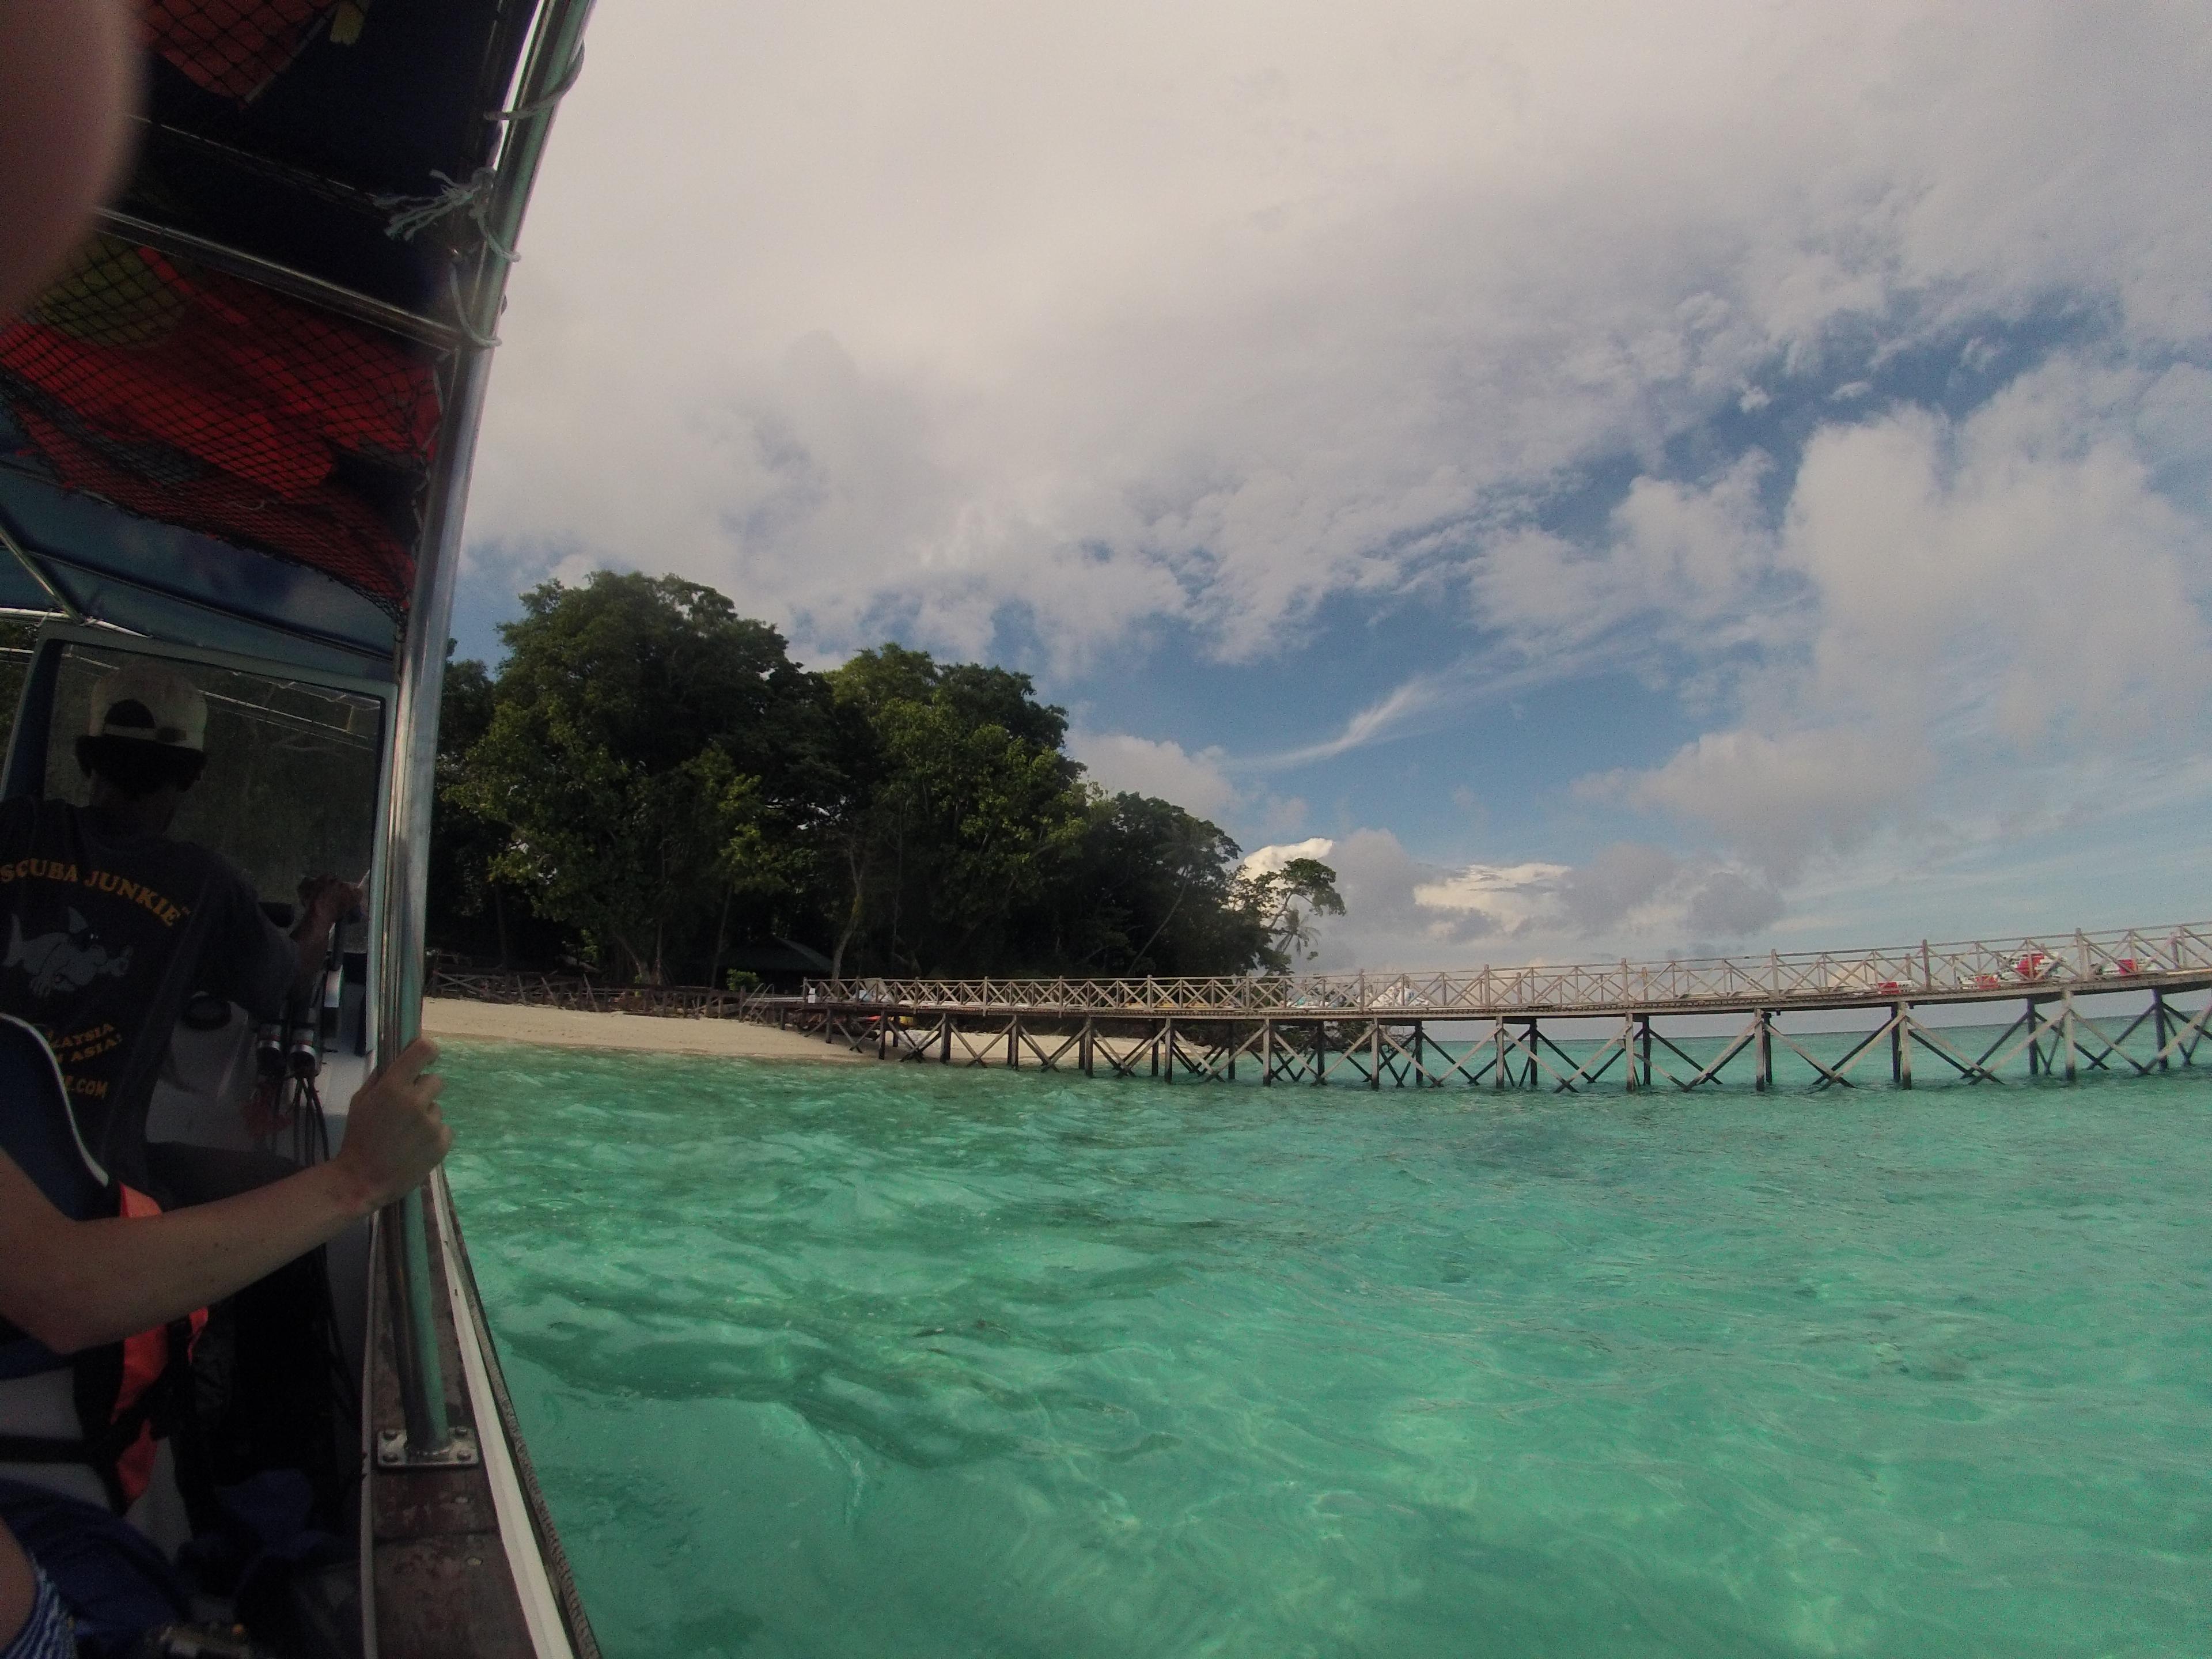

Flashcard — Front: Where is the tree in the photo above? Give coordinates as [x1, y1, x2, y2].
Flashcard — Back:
[445, 573, 815, 983]
[427, 572, 1347, 984]
[821, 646, 1088, 975]
[1233, 857, 1346, 968]
[1051, 793, 1264, 975]
[425, 654, 509, 961]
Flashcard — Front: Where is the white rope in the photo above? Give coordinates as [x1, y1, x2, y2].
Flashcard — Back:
[484, 46, 585, 123]
[376, 167, 518, 265]
[377, 166, 491, 240]
[446, 268, 502, 350]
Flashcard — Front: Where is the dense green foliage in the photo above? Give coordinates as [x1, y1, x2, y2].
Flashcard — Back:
[429, 573, 1340, 984]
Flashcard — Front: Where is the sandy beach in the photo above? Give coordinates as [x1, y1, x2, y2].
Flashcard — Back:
[420, 997, 868, 1063]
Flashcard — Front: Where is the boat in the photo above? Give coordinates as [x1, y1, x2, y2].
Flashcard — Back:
[0, 1, 601, 1653]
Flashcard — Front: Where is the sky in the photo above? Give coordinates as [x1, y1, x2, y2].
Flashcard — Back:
[453, 0, 2212, 969]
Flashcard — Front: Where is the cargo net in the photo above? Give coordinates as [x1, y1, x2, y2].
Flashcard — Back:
[0, 237, 441, 615]
[145, 0, 354, 104]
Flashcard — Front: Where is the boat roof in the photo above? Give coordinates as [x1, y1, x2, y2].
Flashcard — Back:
[0, 0, 556, 681]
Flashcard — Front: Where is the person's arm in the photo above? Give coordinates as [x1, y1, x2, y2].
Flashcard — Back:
[0, 1037, 449, 1355]
[289, 875, 362, 997]
[0, 0, 134, 319]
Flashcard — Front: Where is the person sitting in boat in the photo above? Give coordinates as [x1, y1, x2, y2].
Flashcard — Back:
[0, 663, 359, 1198]
[0, 1033, 449, 1659]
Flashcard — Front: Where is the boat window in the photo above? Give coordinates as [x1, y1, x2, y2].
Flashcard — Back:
[39, 641, 382, 907]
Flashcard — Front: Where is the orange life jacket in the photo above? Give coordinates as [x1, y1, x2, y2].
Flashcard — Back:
[0, 1186, 208, 1511]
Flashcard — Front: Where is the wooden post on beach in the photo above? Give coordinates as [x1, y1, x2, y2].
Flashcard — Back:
[2154, 991, 2170, 1071]
[1755, 1010, 1772, 1092]
[941, 1014, 952, 1063]
[1006, 1018, 1018, 1070]
[1892, 1003, 1911, 1088]
[1262, 1018, 1274, 1085]
[1639, 1014, 1653, 1090]
[1369, 1021, 1381, 1090]
[2026, 999, 2041, 1076]
[1080, 1018, 1094, 1077]
[1162, 1018, 1174, 1083]
[2062, 990, 2078, 1082]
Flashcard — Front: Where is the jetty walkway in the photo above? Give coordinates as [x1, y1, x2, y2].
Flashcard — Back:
[749, 921, 2212, 1091]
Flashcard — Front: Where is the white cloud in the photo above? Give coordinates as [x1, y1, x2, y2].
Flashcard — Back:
[473, 0, 2212, 670]
[1785, 359, 2211, 751]
[1572, 352, 2212, 891]
[1588, 729, 1926, 885]
[1069, 731, 1236, 820]
[1238, 836, 1336, 878]
[457, 1, 2212, 960]
[1240, 831, 1783, 967]
[1471, 450, 1781, 652]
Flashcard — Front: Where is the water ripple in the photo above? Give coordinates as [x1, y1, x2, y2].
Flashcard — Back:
[445, 1045, 2212, 1659]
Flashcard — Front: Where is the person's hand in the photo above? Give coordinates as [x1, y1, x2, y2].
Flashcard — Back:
[297, 875, 363, 931]
[332, 1038, 451, 1213]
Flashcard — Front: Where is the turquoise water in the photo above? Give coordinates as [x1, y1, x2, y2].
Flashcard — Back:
[442, 1043, 2212, 1658]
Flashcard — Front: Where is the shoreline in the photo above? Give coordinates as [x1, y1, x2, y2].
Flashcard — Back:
[419, 997, 867, 1063]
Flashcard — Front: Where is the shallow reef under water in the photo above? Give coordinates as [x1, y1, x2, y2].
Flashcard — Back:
[441, 1039, 2212, 1658]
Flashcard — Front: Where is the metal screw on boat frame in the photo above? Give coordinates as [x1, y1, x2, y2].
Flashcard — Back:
[376, 1424, 480, 1469]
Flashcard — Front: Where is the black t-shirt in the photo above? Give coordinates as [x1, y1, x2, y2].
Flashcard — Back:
[0, 797, 296, 1185]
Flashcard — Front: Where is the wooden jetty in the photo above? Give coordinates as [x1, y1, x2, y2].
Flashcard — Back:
[748, 921, 2212, 1090]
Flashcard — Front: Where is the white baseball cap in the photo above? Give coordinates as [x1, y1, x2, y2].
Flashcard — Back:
[88, 662, 207, 753]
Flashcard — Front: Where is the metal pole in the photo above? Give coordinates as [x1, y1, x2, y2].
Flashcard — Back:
[372, 342, 499, 1459]
[370, 0, 597, 1466]
[0, 518, 84, 622]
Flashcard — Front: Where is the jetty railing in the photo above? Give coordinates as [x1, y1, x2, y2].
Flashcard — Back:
[798, 921, 2212, 1018]
[755, 919, 2212, 1092]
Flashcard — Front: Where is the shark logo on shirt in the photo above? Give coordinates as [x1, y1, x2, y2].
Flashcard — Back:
[6, 908, 134, 999]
